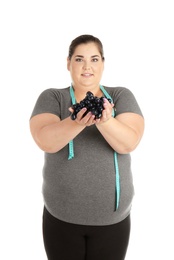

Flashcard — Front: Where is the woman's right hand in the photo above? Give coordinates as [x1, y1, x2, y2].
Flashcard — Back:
[69, 107, 96, 126]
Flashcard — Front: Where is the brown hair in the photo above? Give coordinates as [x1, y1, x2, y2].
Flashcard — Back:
[68, 34, 105, 61]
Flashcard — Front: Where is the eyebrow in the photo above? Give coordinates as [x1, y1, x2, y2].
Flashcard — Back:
[75, 55, 100, 58]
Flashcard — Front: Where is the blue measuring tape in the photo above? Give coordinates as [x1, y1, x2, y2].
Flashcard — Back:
[68, 86, 76, 160]
[69, 84, 120, 210]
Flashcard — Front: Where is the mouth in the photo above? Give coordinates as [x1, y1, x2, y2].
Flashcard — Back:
[81, 73, 93, 77]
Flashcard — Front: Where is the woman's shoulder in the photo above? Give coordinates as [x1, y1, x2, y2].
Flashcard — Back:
[104, 86, 134, 98]
[103, 86, 143, 116]
[39, 86, 70, 96]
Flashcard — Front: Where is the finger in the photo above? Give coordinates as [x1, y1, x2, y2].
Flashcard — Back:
[86, 114, 96, 125]
[82, 112, 95, 124]
[76, 110, 94, 125]
[69, 107, 74, 113]
[102, 109, 107, 120]
[76, 108, 87, 120]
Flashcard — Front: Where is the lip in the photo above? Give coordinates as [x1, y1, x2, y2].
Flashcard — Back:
[81, 73, 93, 77]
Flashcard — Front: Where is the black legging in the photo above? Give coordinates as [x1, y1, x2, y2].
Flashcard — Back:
[43, 207, 131, 260]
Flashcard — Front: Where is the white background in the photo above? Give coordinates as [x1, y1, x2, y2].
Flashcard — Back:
[0, 0, 174, 259]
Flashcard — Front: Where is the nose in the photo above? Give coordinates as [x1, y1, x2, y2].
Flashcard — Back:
[83, 60, 91, 70]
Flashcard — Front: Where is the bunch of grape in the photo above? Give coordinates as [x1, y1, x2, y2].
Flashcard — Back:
[70, 91, 112, 120]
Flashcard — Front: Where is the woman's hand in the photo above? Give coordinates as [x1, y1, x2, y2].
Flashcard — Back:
[69, 107, 96, 126]
[69, 98, 115, 126]
[95, 98, 115, 124]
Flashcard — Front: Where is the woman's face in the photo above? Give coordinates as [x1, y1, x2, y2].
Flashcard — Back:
[67, 42, 104, 89]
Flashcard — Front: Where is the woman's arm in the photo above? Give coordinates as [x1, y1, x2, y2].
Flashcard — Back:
[29, 107, 97, 153]
[96, 99, 145, 154]
[29, 113, 85, 153]
[30, 97, 144, 154]
[96, 112, 144, 154]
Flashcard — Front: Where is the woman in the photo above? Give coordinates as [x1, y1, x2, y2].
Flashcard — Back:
[30, 34, 144, 260]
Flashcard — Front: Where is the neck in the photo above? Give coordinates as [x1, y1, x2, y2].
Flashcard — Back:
[71, 84, 103, 102]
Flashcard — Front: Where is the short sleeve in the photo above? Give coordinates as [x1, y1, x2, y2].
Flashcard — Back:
[30, 88, 61, 119]
[111, 87, 143, 117]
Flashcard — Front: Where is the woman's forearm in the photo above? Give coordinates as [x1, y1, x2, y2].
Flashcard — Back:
[96, 116, 144, 154]
[33, 116, 86, 153]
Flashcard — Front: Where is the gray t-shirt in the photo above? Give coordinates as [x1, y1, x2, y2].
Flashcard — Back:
[31, 86, 143, 226]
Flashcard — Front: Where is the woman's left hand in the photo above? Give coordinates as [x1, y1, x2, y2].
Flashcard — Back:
[95, 98, 115, 124]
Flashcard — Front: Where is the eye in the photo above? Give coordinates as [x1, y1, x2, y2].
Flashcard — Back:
[75, 58, 83, 62]
[91, 58, 99, 62]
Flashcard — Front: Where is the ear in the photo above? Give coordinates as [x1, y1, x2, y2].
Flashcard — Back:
[67, 57, 70, 71]
[101, 61, 104, 73]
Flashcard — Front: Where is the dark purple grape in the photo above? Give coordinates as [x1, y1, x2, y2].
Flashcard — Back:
[94, 97, 101, 104]
[74, 106, 81, 113]
[95, 113, 102, 119]
[70, 91, 112, 120]
[97, 106, 103, 113]
[96, 102, 102, 108]
[91, 108, 98, 116]
[88, 95, 95, 101]
[84, 99, 91, 105]
[79, 100, 86, 108]
[71, 113, 77, 120]
[86, 102, 93, 109]
[86, 91, 94, 98]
